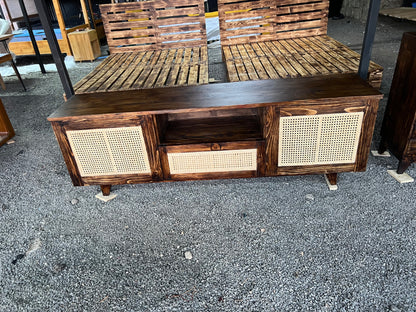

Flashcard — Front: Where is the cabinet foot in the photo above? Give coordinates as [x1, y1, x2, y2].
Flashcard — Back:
[325, 173, 337, 185]
[324, 173, 338, 191]
[100, 185, 112, 196]
[397, 159, 412, 174]
[378, 139, 388, 154]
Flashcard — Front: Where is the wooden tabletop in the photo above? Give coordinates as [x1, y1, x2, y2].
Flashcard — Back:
[48, 74, 383, 121]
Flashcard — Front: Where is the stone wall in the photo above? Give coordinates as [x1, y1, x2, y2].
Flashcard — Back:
[342, 0, 403, 20]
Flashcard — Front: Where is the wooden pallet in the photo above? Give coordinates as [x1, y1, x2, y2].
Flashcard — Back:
[218, 0, 383, 88]
[100, 0, 206, 53]
[223, 35, 383, 89]
[75, 0, 208, 95]
[74, 46, 208, 93]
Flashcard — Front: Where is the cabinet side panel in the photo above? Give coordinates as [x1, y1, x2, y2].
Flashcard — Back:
[355, 99, 380, 171]
[50, 121, 84, 186]
[141, 115, 164, 181]
[380, 32, 416, 157]
[261, 106, 279, 176]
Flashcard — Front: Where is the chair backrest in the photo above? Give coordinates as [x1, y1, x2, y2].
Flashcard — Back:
[100, 0, 207, 54]
[218, 0, 329, 46]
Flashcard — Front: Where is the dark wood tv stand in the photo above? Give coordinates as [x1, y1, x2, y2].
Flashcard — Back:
[48, 74, 382, 196]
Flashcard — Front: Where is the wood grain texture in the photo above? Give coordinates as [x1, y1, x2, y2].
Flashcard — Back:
[141, 115, 164, 181]
[379, 32, 416, 173]
[50, 74, 382, 121]
[218, 0, 329, 45]
[50, 121, 84, 186]
[0, 99, 14, 147]
[223, 36, 383, 88]
[355, 99, 379, 172]
[49, 74, 381, 190]
[261, 106, 279, 175]
[74, 47, 208, 93]
[100, 0, 206, 54]
[162, 115, 262, 145]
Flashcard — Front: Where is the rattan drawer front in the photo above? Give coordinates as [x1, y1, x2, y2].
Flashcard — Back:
[67, 126, 151, 177]
[278, 112, 363, 167]
[167, 149, 257, 174]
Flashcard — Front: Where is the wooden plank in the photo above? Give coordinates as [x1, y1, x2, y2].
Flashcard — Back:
[269, 41, 304, 77]
[257, 42, 289, 78]
[119, 51, 154, 90]
[313, 36, 361, 74]
[52, 0, 72, 56]
[177, 48, 193, 85]
[101, 0, 207, 53]
[218, 0, 329, 45]
[108, 52, 147, 91]
[49, 74, 382, 121]
[96, 53, 138, 92]
[154, 49, 177, 87]
[298, 37, 351, 73]
[75, 53, 127, 93]
[379, 7, 416, 22]
[236, 45, 259, 79]
[292, 38, 340, 74]
[280, 40, 322, 75]
[84, 53, 132, 93]
[165, 63, 181, 86]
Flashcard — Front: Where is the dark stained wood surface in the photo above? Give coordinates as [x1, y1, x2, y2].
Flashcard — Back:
[218, 0, 329, 45]
[0, 99, 15, 147]
[73, 47, 209, 94]
[100, 0, 207, 54]
[379, 32, 416, 173]
[162, 115, 262, 145]
[49, 74, 382, 121]
[223, 36, 383, 89]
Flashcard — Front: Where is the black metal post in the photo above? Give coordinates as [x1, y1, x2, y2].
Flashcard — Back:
[33, 0, 74, 99]
[18, 0, 46, 74]
[358, 0, 381, 81]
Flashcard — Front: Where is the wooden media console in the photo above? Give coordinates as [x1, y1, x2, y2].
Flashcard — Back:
[48, 74, 382, 196]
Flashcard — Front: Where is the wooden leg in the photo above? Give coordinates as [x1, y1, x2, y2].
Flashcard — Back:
[397, 159, 411, 174]
[0, 74, 5, 90]
[378, 138, 388, 154]
[10, 60, 26, 91]
[325, 173, 337, 185]
[100, 185, 111, 196]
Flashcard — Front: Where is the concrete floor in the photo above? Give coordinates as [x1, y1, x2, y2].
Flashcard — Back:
[0, 16, 415, 311]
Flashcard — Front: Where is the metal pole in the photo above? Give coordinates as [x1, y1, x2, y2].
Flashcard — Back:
[33, 0, 74, 99]
[358, 0, 381, 81]
[18, 0, 46, 74]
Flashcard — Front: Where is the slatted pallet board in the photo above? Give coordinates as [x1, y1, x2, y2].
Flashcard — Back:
[223, 35, 383, 88]
[100, 0, 207, 54]
[74, 46, 208, 94]
[74, 0, 209, 95]
[218, 0, 329, 45]
[218, 0, 383, 88]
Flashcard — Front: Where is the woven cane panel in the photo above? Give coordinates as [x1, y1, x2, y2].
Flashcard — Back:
[67, 127, 151, 177]
[278, 112, 363, 166]
[168, 149, 257, 174]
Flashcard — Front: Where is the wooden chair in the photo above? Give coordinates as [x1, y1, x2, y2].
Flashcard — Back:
[74, 0, 208, 94]
[218, 0, 383, 89]
[0, 34, 26, 91]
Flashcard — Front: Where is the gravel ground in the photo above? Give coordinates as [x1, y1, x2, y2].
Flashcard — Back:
[0, 16, 416, 311]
